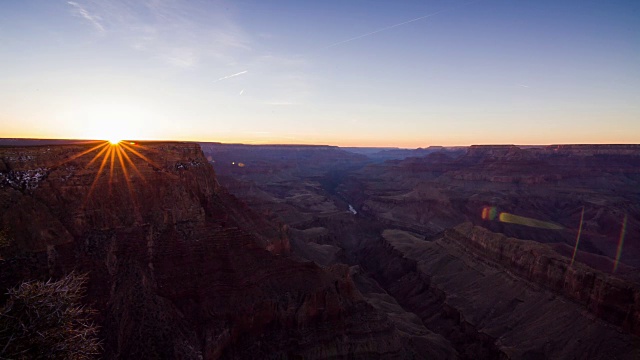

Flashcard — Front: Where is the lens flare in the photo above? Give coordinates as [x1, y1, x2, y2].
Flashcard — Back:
[613, 214, 628, 273]
[570, 207, 585, 267]
[498, 212, 564, 230]
[481, 206, 498, 221]
[482, 206, 563, 230]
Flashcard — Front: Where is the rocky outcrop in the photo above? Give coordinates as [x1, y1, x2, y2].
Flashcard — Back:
[448, 223, 640, 336]
[0, 142, 425, 359]
[354, 229, 508, 360]
[354, 227, 640, 359]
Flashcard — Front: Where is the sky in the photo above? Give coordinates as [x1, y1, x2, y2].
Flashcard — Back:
[1, 0, 639, 147]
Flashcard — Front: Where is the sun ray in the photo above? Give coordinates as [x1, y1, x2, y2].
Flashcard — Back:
[115, 147, 132, 190]
[570, 207, 585, 267]
[54, 141, 108, 168]
[129, 143, 163, 157]
[118, 145, 146, 182]
[56, 140, 158, 222]
[116, 147, 143, 222]
[119, 142, 162, 170]
[85, 146, 112, 203]
[108, 145, 116, 192]
[86, 143, 112, 168]
[122, 142, 167, 161]
[115, 147, 135, 203]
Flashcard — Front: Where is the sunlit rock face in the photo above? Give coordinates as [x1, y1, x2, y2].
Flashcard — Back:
[0, 142, 437, 359]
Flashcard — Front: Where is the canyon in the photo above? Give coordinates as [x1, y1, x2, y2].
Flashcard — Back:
[0, 141, 446, 359]
[204, 142, 640, 359]
[1, 140, 639, 358]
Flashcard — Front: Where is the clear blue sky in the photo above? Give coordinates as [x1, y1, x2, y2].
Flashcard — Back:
[1, 0, 639, 146]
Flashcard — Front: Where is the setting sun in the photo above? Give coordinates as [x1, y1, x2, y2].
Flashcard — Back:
[109, 139, 121, 145]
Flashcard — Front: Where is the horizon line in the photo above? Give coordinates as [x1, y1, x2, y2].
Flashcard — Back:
[0, 137, 639, 149]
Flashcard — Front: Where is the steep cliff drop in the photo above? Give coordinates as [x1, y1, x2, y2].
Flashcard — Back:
[0, 142, 453, 359]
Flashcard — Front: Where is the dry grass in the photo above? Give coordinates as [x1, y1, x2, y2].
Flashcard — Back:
[0, 272, 101, 359]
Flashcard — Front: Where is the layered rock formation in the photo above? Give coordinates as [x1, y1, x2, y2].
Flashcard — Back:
[341, 144, 640, 271]
[203, 142, 640, 359]
[0, 142, 435, 359]
[355, 225, 640, 359]
[448, 223, 640, 335]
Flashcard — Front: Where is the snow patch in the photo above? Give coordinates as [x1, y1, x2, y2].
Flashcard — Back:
[175, 159, 204, 170]
[0, 168, 50, 190]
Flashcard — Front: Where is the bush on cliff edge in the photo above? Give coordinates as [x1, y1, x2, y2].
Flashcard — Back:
[0, 272, 101, 359]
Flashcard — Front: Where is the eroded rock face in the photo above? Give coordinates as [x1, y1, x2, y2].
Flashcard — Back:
[201, 143, 640, 359]
[0, 142, 425, 359]
[341, 144, 640, 270]
[449, 223, 640, 336]
[355, 226, 640, 359]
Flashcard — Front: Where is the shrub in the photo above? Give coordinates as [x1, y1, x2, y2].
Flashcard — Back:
[0, 272, 101, 359]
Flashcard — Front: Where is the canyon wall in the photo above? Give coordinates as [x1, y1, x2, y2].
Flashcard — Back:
[354, 226, 640, 359]
[448, 223, 640, 336]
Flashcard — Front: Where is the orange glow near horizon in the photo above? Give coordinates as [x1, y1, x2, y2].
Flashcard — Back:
[0, 132, 638, 148]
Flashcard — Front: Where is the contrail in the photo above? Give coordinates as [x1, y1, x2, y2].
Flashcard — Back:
[323, 0, 481, 50]
[67, 1, 105, 33]
[215, 70, 248, 82]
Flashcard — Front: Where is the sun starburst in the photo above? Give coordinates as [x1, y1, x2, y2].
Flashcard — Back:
[55, 140, 159, 212]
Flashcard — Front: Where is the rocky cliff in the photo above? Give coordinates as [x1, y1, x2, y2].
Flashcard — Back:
[449, 223, 640, 336]
[0, 141, 429, 359]
[354, 226, 640, 359]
